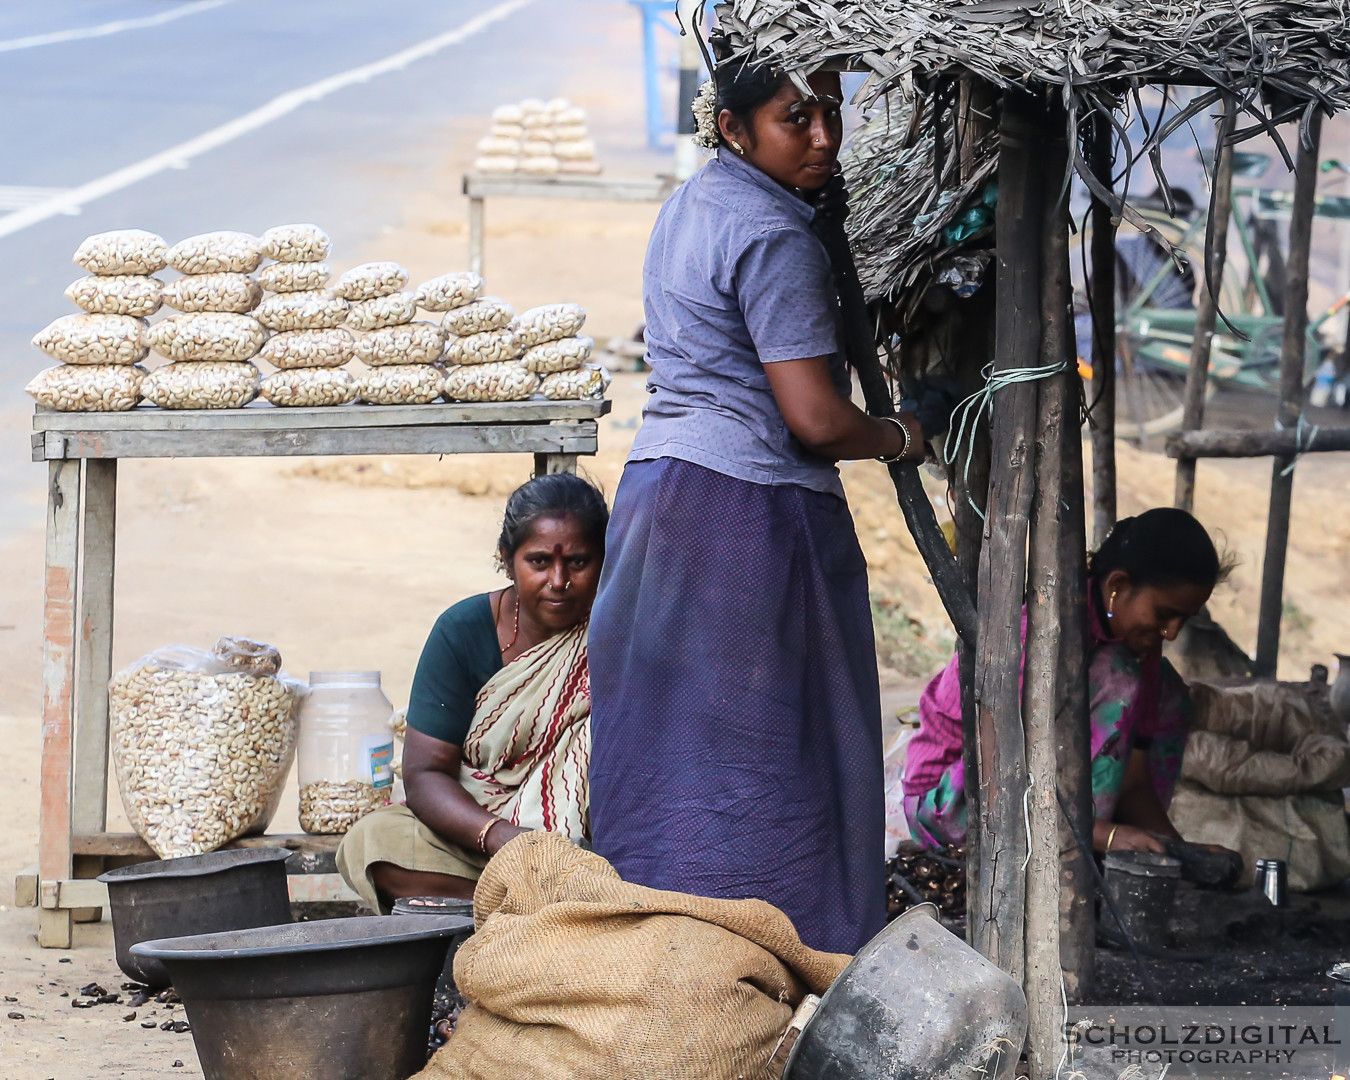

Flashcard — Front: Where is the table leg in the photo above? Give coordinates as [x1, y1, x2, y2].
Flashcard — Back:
[469, 196, 485, 280]
[534, 453, 578, 477]
[72, 458, 116, 923]
[38, 459, 81, 948]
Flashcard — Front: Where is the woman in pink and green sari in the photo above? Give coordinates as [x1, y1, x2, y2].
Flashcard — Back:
[904, 508, 1229, 856]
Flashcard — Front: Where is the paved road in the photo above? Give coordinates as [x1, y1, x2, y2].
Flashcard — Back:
[0, 0, 662, 535]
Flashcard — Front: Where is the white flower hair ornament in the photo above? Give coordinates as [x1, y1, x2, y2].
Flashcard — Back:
[692, 79, 721, 150]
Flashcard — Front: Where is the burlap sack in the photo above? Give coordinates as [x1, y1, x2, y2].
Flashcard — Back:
[418, 832, 850, 1080]
[1169, 680, 1350, 890]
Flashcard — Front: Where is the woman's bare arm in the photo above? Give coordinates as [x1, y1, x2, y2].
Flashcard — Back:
[1112, 747, 1180, 838]
[402, 728, 527, 856]
[764, 355, 924, 462]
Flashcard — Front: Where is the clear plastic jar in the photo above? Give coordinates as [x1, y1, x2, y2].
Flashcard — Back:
[297, 671, 396, 834]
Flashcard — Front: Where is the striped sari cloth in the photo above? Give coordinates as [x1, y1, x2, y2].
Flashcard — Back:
[458, 620, 591, 840]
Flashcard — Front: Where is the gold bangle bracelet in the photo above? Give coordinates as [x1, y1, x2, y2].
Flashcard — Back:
[476, 817, 501, 855]
[876, 415, 912, 464]
[1105, 825, 1119, 852]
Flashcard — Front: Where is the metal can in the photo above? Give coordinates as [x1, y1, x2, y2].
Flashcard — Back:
[1254, 858, 1288, 907]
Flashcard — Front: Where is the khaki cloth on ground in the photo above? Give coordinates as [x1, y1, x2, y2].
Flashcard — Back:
[1168, 680, 1350, 891]
[417, 831, 850, 1080]
[336, 804, 487, 914]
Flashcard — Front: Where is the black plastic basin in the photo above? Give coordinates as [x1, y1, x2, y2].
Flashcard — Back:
[131, 914, 475, 1080]
[98, 847, 293, 987]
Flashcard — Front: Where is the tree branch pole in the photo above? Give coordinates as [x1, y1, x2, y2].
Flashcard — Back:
[810, 195, 979, 649]
[1087, 112, 1118, 547]
[971, 87, 1041, 976]
[1166, 425, 1350, 458]
[1175, 100, 1237, 514]
[1255, 109, 1323, 677]
[1023, 104, 1070, 1080]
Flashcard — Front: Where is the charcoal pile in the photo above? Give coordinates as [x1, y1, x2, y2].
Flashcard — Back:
[886, 844, 967, 930]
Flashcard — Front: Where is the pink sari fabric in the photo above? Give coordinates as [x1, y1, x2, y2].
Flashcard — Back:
[901, 584, 1193, 848]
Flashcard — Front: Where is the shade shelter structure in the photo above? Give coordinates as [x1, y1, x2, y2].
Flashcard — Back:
[712, 0, 1350, 1073]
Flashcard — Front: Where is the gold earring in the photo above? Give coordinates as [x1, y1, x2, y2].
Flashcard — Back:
[1107, 592, 1117, 619]
[730, 140, 744, 154]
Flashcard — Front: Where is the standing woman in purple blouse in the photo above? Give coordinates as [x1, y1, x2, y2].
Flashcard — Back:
[586, 44, 926, 956]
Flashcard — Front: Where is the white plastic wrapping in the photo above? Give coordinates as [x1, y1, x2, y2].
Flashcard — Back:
[65, 275, 163, 317]
[520, 335, 593, 374]
[260, 223, 331, 263]
[255, 290, 349, 332]
[442, 361, 539, 402]
[333, 262, 409, 302]
[355, 363, 446, 405]
[73, 230, 168, 276]
[260, 367, 356, 407]
[25, 364, 146, 412]
[346, 291, 418, 331]
[33, 314, 148, 365]
[354, 321, 445, 366]
[444, 328, 522, 365]
[538, 363, 611, 401]
[146, 312, 266, 362]
[108, 642, 301, 859]
[441, 297, 514, 336]
[142, 361, 260, 409]
[259, 328, 355, 370]
[416, 271, 483, 312]
[257, 261, 333, 293]
[166, 231, 263, 275]
[161, 272, 262, 314]
[513, 302, 586, 348]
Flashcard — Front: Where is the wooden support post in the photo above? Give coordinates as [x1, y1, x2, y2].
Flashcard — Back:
[468, 195, 486, 279]
[1175, 101, 1237, 514]
[1087, 113, 1118, 547]
[972, 87, 1040, 976]
[39, 459, 81, 948]
[1255, 110, 1322, 677]
[533, 452, 579, 477]
[73, 459, 115, 836]
[1023, 109, 1069, 1079]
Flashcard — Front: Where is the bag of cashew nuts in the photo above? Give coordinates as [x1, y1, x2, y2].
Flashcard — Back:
[108, 640, 303, 859]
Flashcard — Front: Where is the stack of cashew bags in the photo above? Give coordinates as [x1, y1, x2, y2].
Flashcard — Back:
[475, 97, 601, 176]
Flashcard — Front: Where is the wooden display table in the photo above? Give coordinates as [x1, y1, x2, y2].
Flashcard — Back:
[462, 172, 678, 278]
[23, 399, 609, 946]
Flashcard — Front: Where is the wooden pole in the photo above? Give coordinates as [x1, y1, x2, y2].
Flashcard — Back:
[1167, 426, 1350, 458]
[972, 87, 1040, 976]
[1175, 101, 1237, 514]
[1087, 113, 1119, 547]
[1254, 109, 1322, 678]
[1023, 106, 1070, 1079]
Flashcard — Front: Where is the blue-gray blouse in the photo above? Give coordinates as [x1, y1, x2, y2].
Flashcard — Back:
[629, 148, 849, 497]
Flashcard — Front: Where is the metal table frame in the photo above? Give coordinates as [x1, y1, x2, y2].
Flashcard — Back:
[22, 398, 609, 946]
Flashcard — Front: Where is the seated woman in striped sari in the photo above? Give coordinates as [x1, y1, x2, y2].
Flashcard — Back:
[903, 508, 1233, 857]
[337, 473, 608, 913]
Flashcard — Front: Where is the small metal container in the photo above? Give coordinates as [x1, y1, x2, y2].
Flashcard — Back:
[1254, 858, 1288, 906]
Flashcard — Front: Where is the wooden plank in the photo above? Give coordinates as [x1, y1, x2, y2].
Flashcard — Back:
[1255, 111, 1322, 678]
[15, 865, 38, 908]
[39, 422, 599, 461]
[469, 195, 486, 278]
[39, 459, 81, 948]
[973, 87, 1040, 978]
[73, 459, 115, 836]
[1087, 113, 1118, 547]
[1166, 426, 1350, 458]
[33, 399, 610, 433]
[72, 831, 342, 857]
[39, 873, 359, 909]
[1175, 101, 1237, 514]
[462, 173, 677, 202]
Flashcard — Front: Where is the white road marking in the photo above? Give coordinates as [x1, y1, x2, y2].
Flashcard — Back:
[0, 0, 534, 241]
[0, 0, 232, 54]
[0, 186, 75, 212]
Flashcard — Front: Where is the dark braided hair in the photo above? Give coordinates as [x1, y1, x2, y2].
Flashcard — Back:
[1088, 507, 1232, 590]
[707, 32, 787, 151]
[497, 473, 609, 565]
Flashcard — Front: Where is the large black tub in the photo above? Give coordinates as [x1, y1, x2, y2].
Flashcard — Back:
[98, 847, 293, 987]
[131, 914, 475, 1080]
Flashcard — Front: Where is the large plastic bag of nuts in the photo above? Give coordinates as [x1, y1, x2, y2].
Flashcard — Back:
[108, 638, 302, 859]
